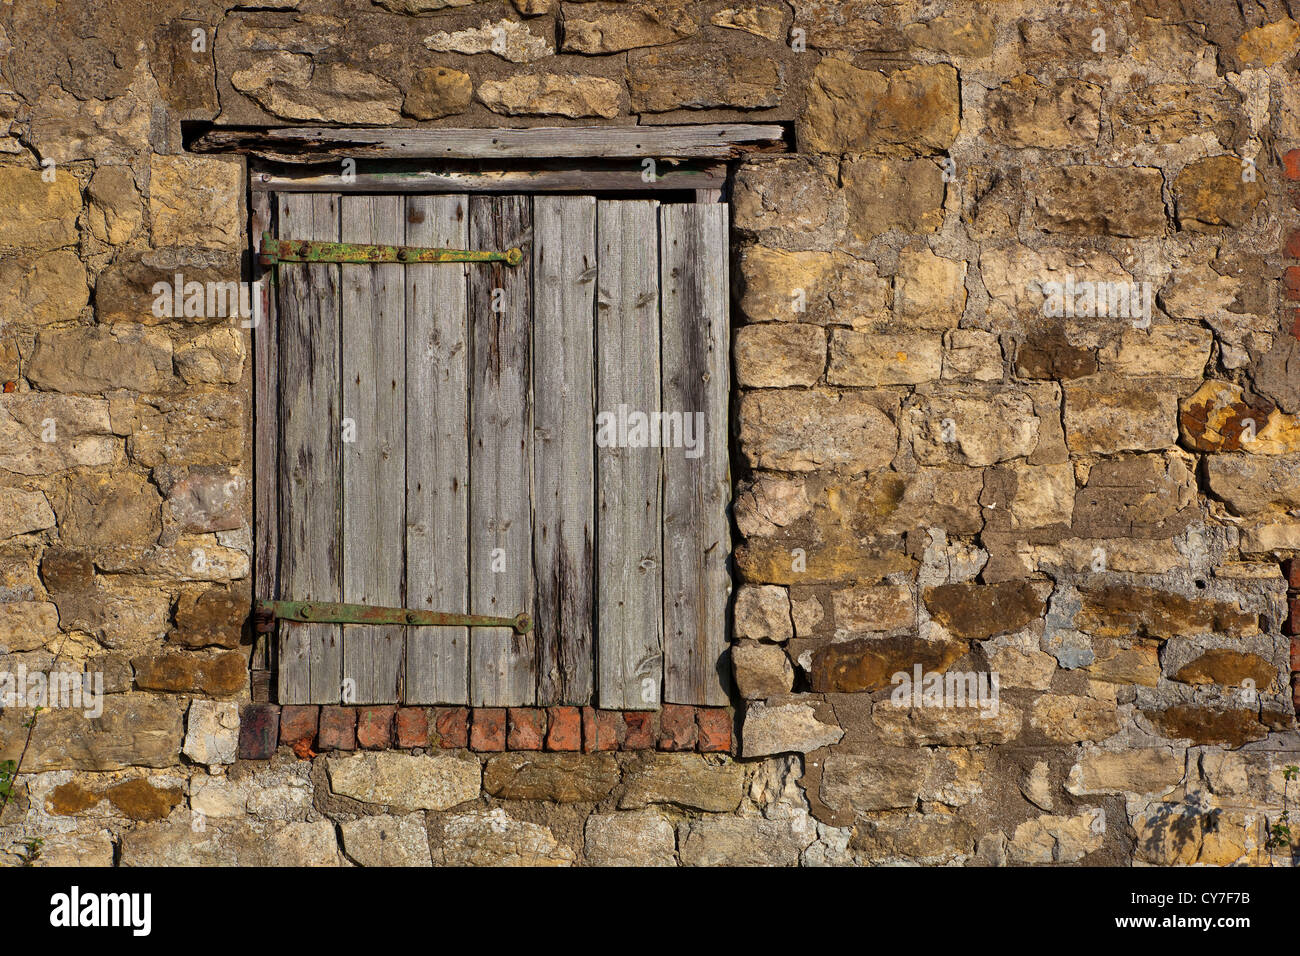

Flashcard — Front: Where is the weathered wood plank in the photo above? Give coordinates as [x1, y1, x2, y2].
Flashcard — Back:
[252, 162, 727, 193]
[340, 195, 406, 704]
[532, 196, 596, 705]
[250, 189, 276, 673]
[468, 195, 535, 707]
[276, 192, 342, 704]
[660, 203, 731, 706]
[595, 200, 663, 710]
[404, 194, 471, 705]
[193, 124, 786, 162]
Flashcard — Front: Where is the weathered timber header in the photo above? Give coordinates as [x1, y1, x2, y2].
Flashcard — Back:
[188, 123, 787, 162]
[250, 160, 728, 193]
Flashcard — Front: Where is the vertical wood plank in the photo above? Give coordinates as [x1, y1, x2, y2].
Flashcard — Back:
[405, 194, 471, 705]
[276, 192, 342, 704]
[532, 196, 596, 705]
[468, 195, 535, 707]
[660, 203, 731, 706]
[595, 200, 663, 710]
[341, 195, 406, 704]
[251, 189, 277, 673]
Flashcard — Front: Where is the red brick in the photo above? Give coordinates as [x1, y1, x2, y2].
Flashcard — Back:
[238, 704, 279, 760]
[1285, 149, 1300, 180]
[696, 707, 733, 753]
[1291, 638, 1300, 673]
[581, 707, 620, 752]
[356, 705, 395, 749]
[596, 709, 622, 750]
[1284, 558, 1300, 590]
[471, 708, 507, 751]
[318, 705, 357, 751]
[658, 703, 698, 751]
[1287, 231, 1300, 260]
[1287, 596, 1300, 636]
[545, 706, 581, 751]
[278, 705, 318, 751]
[394, 707, 430, 748]
[434, 707, 469, 749]
[508, 708, 545, 750]
[1285, 266, 1300, 301]
[1290, 309, 1300, 341]
[622, 711, 655, 750]
[1293, 674, 1300, 712]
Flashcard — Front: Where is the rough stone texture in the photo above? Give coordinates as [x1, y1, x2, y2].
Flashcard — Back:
[1066, 749, 1184, 797]
[801, 60, 959, 155]
[810, 636, 967, 693]
[677, 816, 806, 866]
[620, 754, 745, 812]
[1063, 376, 1179, 454]
[1174, 155, 1266, 231]
[585, 811, 676, 866]
[403, 67, 472, 120]
[341, 815, 433, 867]
[562, 2, 698, 54]
[182, 700, 239, 766]
[924, 582, 1046, 639]
[734, 323, 826, 388]
[733, 584, 793, 641]
[477, 74, 624, 118]
[741, 698, 843, 757]
[1007, 810, 1105, 864]
[120, 815, 340, 867]
[732, 642, 794, 697]
[628, 44, 784, 112]
[739, 389, 897, 472]
[3, 697, 185, 771]
[985, 76, 1101, 148]
[326, 752, 480, 810]
[483, 752, 619, 802]
[437, 808, 575, 866]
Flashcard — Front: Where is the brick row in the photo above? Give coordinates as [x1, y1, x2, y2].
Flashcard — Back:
[236, 703, 733, 759]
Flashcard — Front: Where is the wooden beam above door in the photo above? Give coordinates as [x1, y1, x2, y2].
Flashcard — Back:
[250, 161, 728, 194]
[190, 123, 786, 162]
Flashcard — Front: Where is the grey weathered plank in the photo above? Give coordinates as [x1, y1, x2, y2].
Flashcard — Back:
[276, 192, 342, 704]
[253, 163, 728, 194]
[250, 189, 276, 673]
[195, 124, 786, 162]
[468, 195, 535, 706]
[404, 194, 471, 705]
[595, 200, 663, 710]
[532, 196, 596, 705]
[340, 195, 406, 704]
[660, 203, 731, 706]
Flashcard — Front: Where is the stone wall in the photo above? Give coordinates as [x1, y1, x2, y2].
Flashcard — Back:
[1, 0, 1299, 866]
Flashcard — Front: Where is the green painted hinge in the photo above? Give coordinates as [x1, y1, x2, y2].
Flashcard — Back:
[258, 232, 524, 267]
[255, 599, 532, 634]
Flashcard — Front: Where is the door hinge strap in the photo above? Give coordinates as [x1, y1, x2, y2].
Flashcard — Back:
[258, 232, 523, 267]
[255, 599, 532, 634]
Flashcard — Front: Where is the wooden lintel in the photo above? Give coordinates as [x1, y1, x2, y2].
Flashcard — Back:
[251, 162, 728, 193]
[191, 123, 786, 162]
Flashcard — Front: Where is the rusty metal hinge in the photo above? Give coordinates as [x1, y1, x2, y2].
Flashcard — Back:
[258, 232, 523, 267]
[255, 599, 532, 634]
